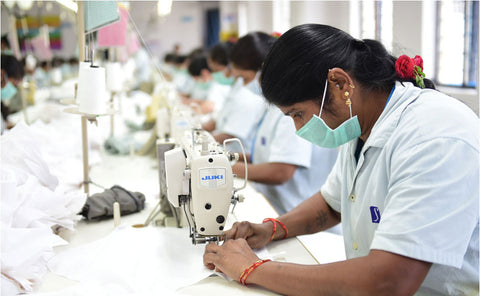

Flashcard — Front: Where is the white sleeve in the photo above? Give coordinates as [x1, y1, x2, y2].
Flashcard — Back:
[217, 91, 266, 140]
[267, 115, 311, 167]
[371, 138, 479, 268]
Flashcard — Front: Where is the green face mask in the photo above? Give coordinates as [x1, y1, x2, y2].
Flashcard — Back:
[194, 80, 212, 91]
[1, 81, 18, 102]
[295, 79, 361, 148]
[211, 71, 234, 86]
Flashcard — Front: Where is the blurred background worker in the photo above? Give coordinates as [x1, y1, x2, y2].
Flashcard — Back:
[1, 54, 24, 133]
[208, 32, 273, 153]
[226, 33, 339, 218]
[184, 41, 235, 119]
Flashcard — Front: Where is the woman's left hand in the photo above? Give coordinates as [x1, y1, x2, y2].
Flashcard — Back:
[203, 238, 260, 282]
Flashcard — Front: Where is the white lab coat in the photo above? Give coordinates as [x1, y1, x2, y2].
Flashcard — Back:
[252, 105, 338, 215]
[321, 81, 479, 294]
[207, 81, 231, 119]
[215, 78, 267, 152]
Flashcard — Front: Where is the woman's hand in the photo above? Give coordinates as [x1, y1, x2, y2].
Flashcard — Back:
[203, 238, 259, 282]
[224, 221, 274, 249]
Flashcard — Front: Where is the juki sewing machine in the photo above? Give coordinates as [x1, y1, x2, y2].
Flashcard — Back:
[159, 106, 247, 244]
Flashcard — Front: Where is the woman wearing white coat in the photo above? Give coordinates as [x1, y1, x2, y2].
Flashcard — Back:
[204, 24, 479, 295]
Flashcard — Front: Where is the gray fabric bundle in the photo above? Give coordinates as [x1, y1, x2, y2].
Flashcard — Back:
[80, 185, 145, 221]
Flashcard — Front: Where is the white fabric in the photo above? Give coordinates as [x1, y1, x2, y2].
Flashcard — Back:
[251, 106, 337, 214]
[215, 78, 267, 152]
[1, 122, 87, 292]
[321, 82, 479, 295]
[46, 226, 212, 295]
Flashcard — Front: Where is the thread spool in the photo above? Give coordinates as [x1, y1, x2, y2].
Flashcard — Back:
[113, 202, 121, 227]
[75, 61, 91, 105]
[77, 65, 108, 115]
[106, 62, 124, 92]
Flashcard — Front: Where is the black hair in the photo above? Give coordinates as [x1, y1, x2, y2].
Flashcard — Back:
[174, 55, 187, 65]
[1, 54, 24, 79]
[230, 32, 276, 71]
[68, 57, 79, 65]
[261, 24, 435, 107]
[164, 53, 176, 63]
[208, 41, 234, 66]
[188, 47, 204, 60]
[188, 55, 210, 77]
[1, 35, 10, 48]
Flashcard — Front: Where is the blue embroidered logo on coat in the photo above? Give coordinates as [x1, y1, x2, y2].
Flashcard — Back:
[370, 206, 381, 223]
[261, 137, 266, 145]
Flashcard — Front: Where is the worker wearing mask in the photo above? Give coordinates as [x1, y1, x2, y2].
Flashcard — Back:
[1, 54, 24, 133]
[204, 24, 478, 295]
[210, 32, 273, 153]
[227, 33, 339, 217]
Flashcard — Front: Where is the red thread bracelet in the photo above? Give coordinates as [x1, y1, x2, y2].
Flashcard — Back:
[263, 218, 288, 240]
[239, 259, 271, 285]
[262, 218, 277, 241]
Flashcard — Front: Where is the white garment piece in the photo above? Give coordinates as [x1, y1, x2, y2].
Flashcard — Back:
[47, 226, 213, 295]
[321, 82, 479, 295]
[251, 106, 337, 214]
[215, 78, 267, 153]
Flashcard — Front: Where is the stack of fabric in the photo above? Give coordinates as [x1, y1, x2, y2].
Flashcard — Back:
[1, 122, 87, 294]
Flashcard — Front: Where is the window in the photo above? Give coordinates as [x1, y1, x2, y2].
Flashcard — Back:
[436, 0, 478, 88]
[358, 0, 393, 51]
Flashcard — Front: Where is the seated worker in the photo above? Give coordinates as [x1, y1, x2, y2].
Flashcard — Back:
[1, 54, 25, 132]
[160, 53, 177, 80]
[203, 24, 479, 295]
[33, 61, 50, 88]
[207, 41, 235, 88]
[172, 48, 203, 97]
[206, 32, 275, 153]
[185, 54, 233, 118]
[232, 104, 338, 215]
[203, 41, 236, 116]
[187, 55, 212, 101]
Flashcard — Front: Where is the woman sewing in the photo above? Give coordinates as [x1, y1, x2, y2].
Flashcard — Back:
[203, 24, 479, 295]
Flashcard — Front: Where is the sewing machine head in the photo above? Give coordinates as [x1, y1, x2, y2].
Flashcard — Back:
[164, 129, 246, 244]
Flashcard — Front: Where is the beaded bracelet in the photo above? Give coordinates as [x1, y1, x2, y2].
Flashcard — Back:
[263, 218, 288, 240]
[239, 259, 271, 285]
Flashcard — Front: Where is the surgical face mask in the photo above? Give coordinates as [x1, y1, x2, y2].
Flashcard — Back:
[1, 81, 18, 102]
[194, 80, 211, 91]
[296, 79, 361, 148]
[1, 49, 14, 56]
[212, 71, 234, 86]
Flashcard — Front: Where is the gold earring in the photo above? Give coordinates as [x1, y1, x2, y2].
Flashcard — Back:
[346, 98, 352, 107]
[344, 91, 350, 97]
[349, 84, 355, 89]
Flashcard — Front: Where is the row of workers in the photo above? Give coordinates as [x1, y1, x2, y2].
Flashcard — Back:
[159, 32, 339, 218]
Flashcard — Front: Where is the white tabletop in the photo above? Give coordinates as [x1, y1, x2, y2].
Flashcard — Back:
[36, 152, 320, 295]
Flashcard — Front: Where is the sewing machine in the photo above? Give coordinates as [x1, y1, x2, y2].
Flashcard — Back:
[164, 127, 246, 244]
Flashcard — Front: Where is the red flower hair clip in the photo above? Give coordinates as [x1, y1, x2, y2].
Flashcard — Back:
[395, 55, 426, 88]
[270, 32, 282, 39]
